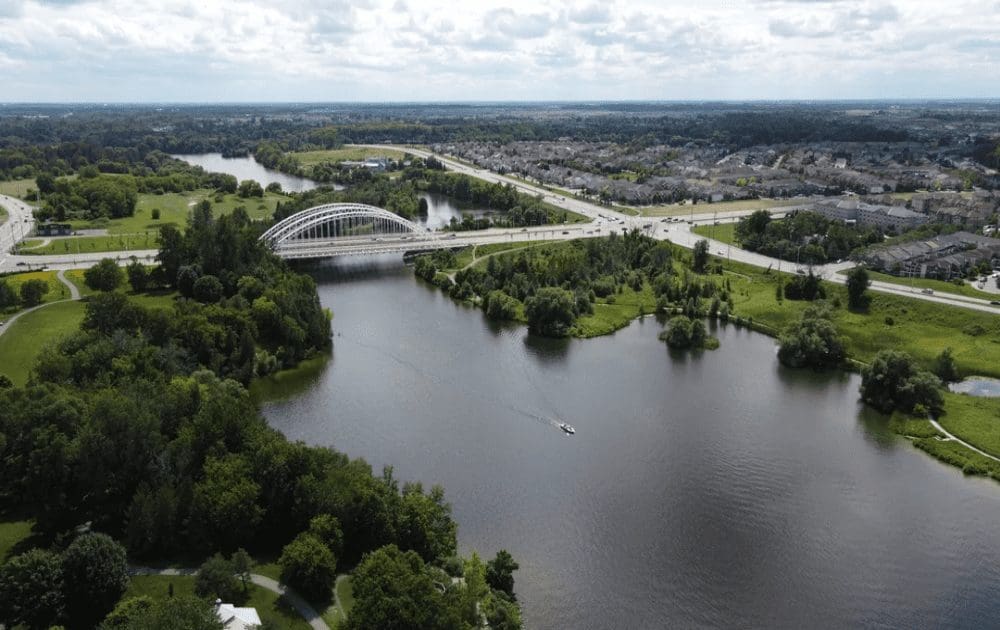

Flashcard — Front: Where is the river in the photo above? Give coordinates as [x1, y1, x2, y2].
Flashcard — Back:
[260, 257, 1000, 629]
[172, 153, 323, 193]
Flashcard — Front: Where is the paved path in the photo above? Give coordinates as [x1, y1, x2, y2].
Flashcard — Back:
[130, 566, 330, 630]
[56, 269, 81, 299]
[929, 418, 1000, 463]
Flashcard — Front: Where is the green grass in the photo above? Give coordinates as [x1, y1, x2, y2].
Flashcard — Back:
[937, 393, 1000, 458]
[17, 239, 44, 249]
[0, 178, 38, 199]
[291, 147, 406, 167]
[859, 270, 998, 300]
[692, 223, 738, 245]
[888, 413, 941, 439]
[322, 576, 355, 629]
[638, 198, 802, 217]
[62, 190, 284, 235]
[575, 285, 656, 338]
[0, 300, 86, 385]
[63, 269, 97, 297]
[125, 576, 312, 630]
[1, 270, 70, 311]
[0, 519, 34, 561]
[913, 436, 1000, 479]
[21, 234, 160, 255]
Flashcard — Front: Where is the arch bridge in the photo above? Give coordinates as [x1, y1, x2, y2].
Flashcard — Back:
[260, 203, 444, 259]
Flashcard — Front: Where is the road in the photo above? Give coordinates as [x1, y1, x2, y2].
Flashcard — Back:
[349, 144, 1000, 315]
[0, 194, 37, 270]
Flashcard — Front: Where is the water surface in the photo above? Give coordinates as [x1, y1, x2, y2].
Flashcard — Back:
[263, 257, 1000, 629]
[172, 153, 323, 193]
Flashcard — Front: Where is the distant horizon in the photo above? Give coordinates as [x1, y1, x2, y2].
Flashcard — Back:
[2, 98, 999, 107]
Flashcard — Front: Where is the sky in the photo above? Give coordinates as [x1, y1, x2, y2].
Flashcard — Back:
[0, 0, 998, 102]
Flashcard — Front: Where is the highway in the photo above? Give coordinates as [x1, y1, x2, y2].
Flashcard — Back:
[1, 153, 998, 315]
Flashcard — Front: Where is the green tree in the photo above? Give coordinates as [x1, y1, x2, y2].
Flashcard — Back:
[692, 239, 710, 273]
[230, 548, 254, 594]
[102, 596, 223, 630]
[151, 207, 161, 220]
[156, 225, 186, 286]
[485, 549, 519, 599]
[484, 290, 520, 320]
[19, 278, 49, 306]
[0, 548, 65, 629]
[845, 266, 870, 310]
[860, 350, 944, 414]
[189, 455, 264, 551]
[0, 279, 17, 308]
[61, 532, 130, 628]
[193, 274, 224, 303]
[932, 347, 961, 383]
[84, 258, 124, 292]
[347, 545, 460, 630]
[397, 483, 457, 562]
[307, 514, 344, 558]
[777, 304, 845, 369]
[237, 180, 264, 198]
[194, 554, 240, 603]
[126, 259, 149, 293]
[278, 533, 337, 604]
[662, 315, 692, 348]
[524, 287, 576, 337]
[483, 593, 522, 630]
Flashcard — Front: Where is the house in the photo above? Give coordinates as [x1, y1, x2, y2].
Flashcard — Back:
[36, 222, 73, 237]
[215, 600, 262, 630]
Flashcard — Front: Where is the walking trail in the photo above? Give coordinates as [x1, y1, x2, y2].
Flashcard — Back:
[929, 418, 1000, 464]
[0, 270, 81, 338]
[130, 566, 331, 630]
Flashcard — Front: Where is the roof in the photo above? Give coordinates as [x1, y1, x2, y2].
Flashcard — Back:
[216, 602, 262, 630]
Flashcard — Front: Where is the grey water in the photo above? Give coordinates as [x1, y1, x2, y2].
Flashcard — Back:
[261, 256, 1000, 629]
[950, 377, 1000, 398]
[418, 192, 490, 230]
[171, 153, 324, 193]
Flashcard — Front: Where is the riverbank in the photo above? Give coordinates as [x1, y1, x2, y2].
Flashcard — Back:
[421, 237, 1000, 482]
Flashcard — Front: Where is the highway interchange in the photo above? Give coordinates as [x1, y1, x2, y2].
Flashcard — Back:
[1, 150, 999, 315]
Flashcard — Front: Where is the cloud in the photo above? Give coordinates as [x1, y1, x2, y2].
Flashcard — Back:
[568, 3, 610, 24]
[487, 8, 554, 39]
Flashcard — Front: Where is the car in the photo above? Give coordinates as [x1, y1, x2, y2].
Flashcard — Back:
[562, 231, 569, 235]
[921, 288, 934, 295]
[991, 301, 1000, 306]
[16, 262, 26, 266]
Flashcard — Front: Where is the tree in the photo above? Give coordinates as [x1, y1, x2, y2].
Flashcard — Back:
[307, 514, 344, 558]
[278, 533, 337, 604]
[347, 545, 460, 630]
[662, 315, 692, 348]
[156, 225, 186, 286]
[483, 593, 522, 630]
[238, 180, 264, 198]
[524, 287, 576, 337]
[176, 264, 201, 298]
[0, 373, 12, 388]
[193, 274, 224, 303]
[61, 532, 130, 628]
[194, 554, 240, 603]
[189, 455, 263, 551]
[0, 548, 65, 629]
[397, 483, 457, 562]
[777, 304, 845, 369]
[484, 290, 520, 321]
[486, 550, 519, 599]
[230, 548, 254, 594]
[126, 259, 149, 293]
[932, 347, 961, 383]
[19, 278, 49, 306]
[103, 596, 223, 630]
[860, 350, 944, 414]
[846, 266, 870, 310]
[0, 279, 17, 308]
[692, 239, 710, 273]
[151, 207, 161, 220]
[84, 258, 124, 292]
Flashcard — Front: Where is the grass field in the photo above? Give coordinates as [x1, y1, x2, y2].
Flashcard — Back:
[692, 222, 738, 245]
[125, 575, 312, 630]
[63, 269, 97, 297]
[291, 147, 407, 167]
[21, 234, 160, 255]
[0, 270, 70, 312]
[858, 270, 999, 300]
[61, 189, 284, 235]
[0, 519, 34, 561]
[323, 576, 355, 628]
[638, 198, 802, 217]
[0, 178, 38, 199]
[937, 393, 1000, 457]
[0, 300, 85, 385]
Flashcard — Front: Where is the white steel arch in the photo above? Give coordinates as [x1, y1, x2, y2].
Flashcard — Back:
[260, 203, 425, 246]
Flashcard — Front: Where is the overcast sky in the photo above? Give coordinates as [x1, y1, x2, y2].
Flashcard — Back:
[0, 0, 998, 102]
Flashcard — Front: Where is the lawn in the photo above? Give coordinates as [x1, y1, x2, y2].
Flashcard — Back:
[858, 269, 998, 300]
[638, 198, 802, 217]
[322, 576, 355, 629]
[0, 300, 86, 385]
[1, 270, 71, 311]
[692, 222, 738, 245]
[60, 189, 285, 235]
[21, 234, 160, 255]
[63, 269, 97, 297]
[291, 147, 407, 167]
[0, 178, 38, 200]
[125, 575, 312, 630]
[0, 519, 34, 561]
[937, 393, 1000, 458]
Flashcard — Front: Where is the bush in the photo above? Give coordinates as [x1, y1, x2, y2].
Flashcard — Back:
[19, 278, 49, 306]
[279, 533, 337, 604]
[195, 554, 240, 603]
[485, 290, 520, 321]
[84, 258, 124, 292]
[860, 350, 943, 414]
[151, 208, 161, 220]
[524, 287, 576, 337]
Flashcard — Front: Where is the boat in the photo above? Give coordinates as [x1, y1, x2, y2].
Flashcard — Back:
[558, 422, 575, 435]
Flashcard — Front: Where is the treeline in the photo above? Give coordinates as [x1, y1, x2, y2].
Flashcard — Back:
[734, 210, 883, 265]
[418, 233, 737, 337]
